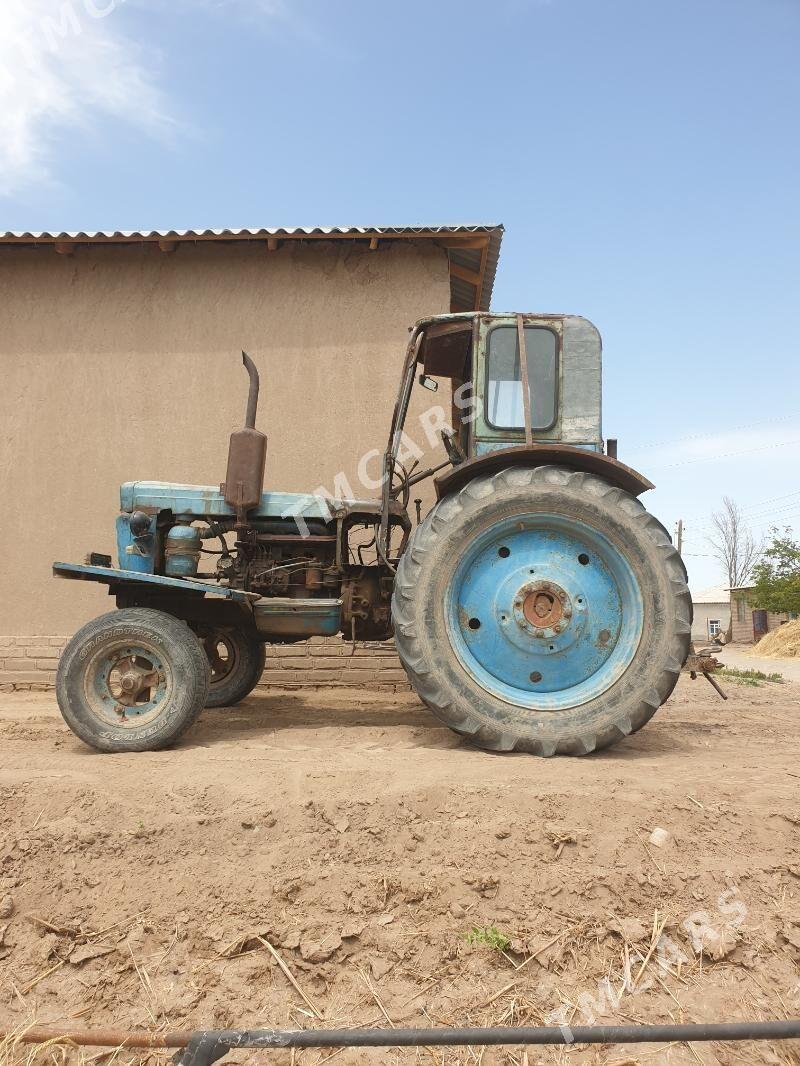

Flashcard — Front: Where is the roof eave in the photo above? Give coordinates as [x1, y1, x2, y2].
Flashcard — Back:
[0, 224, 504, 313]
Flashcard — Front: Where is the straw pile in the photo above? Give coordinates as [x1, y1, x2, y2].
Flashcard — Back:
[751, 618, 800, 658]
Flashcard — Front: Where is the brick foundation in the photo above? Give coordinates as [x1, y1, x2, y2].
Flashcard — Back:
[0, 635, 412, 692]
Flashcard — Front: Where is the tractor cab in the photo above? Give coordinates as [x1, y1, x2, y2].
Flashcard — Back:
[411, 311, 603, 459]
[379, 312, 625, 556]
[386, 311, 605, 488]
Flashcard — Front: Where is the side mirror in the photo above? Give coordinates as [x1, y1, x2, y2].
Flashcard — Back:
[418, 373, 439, 393]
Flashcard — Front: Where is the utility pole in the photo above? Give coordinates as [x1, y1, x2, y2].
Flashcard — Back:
[674, 520, 684, 554]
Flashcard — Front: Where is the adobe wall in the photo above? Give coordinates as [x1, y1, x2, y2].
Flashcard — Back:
[0, 239, 452, 689]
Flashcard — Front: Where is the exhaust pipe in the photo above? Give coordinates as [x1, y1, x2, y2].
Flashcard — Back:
[221, 351, 268, 525]
[242, 350, 259, 429]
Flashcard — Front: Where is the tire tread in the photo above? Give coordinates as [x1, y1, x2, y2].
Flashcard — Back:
[392, 465, 691, 757]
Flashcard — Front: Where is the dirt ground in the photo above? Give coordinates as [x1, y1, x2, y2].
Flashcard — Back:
[717, 646, 800, 684]
[1, 672, 799, 1066]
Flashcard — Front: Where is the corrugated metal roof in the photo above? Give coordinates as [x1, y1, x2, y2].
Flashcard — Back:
[0, 224, 499, 240]
[0, 224, 503, 312]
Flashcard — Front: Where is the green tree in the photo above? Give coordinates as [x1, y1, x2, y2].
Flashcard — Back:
[751, 528, 800, 614]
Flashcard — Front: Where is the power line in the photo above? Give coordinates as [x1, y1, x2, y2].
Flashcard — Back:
[681, 490, 800, 526]
[655, 438, 800, 469]
[742, 501, 800, 522]
[627, 414, 799, 452]
[690, 504, 800, 534]
[750, 511, 800, 529]
[700, 503, 800, 528]
[742, 490, 800, 514]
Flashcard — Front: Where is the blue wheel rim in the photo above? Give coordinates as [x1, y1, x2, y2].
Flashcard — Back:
[444, 513, 644, 710]
[82, 640, 171, 727]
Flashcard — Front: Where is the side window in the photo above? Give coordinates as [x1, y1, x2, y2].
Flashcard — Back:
[486, 326, 557, 431]
[708, 619, 721, 637]
[736, 598, 746, 623]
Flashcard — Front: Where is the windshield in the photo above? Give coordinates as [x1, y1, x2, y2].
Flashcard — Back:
[486, 325, 558, 430]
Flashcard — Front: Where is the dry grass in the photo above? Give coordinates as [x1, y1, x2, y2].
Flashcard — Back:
[751, 618, 800, 658]
[0, 1026, 76, 1066]
[0, 1027, 174, 1066]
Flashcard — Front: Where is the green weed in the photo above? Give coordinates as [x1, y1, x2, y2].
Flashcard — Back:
[718, 667, 783, 686]
[465, 925, 511, 952]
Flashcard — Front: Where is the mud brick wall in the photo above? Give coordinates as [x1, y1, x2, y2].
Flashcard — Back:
[260, 638, 410, 690]
[0, 636, 411, 692]
[0, 240, 451, 643]
[0, 636, 65, 691]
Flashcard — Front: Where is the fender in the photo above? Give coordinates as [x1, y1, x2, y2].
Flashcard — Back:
[434, 444, 654, 500]
[53, 562, 258, 603]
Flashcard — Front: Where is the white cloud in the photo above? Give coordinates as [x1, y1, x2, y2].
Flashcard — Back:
[0, 0, 174, 197]
[0, 0, 297, 198]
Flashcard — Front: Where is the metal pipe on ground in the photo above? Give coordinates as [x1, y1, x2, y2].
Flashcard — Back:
[1, 1027, 193, 1049]
[4, 1020, 800, 1065]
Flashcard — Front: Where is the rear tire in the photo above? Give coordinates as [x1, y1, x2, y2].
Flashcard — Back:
[392, 465, 691, 756]
[56, 608, 210, 753]
[195, 627, 266, 708]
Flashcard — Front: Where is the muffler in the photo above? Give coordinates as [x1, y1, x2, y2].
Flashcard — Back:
[221, 351, 267, 525]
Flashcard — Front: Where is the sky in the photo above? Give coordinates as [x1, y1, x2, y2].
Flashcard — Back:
[2, 0, 799, 593]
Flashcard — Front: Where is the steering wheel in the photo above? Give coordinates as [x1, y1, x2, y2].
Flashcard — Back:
[440, 429, 467, 466]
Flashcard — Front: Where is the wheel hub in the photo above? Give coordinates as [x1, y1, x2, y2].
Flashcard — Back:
[517, 580, 569, 634]
[119, 671, 139, 693]
[83, 645, 169, 723]
[112, 656, 161, 708]
[202, 631, 238, 683]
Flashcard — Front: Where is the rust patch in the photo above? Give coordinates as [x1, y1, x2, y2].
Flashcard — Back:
[523, 590, 563, 629]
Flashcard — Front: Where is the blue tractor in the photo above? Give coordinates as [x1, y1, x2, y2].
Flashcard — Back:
[54, 313, 691, 755]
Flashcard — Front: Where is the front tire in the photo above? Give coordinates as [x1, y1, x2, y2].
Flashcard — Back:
[392, 465, 691, 756]
[56, 608, 210, 753]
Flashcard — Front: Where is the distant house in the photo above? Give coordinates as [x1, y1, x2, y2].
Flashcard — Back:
[729, 585, 794, 643]
[691, 586, 730, 642]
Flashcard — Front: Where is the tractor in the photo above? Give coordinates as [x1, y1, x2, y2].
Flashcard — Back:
[53, 312, 691, 755]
